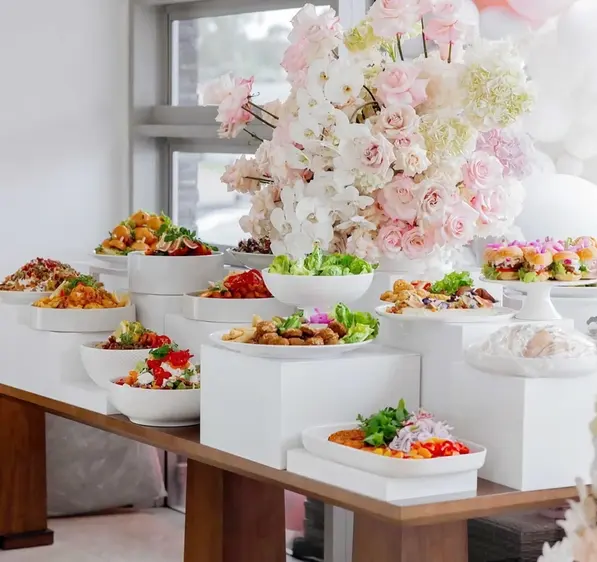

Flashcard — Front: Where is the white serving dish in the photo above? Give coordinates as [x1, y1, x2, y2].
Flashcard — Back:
[302, 422, 486, 479]
[91, 251, 128, 268]
[226, 249, 275, 270]
[29, 304, 136, 333]
[182, 293, 296, 323]
[261, 269, 374, 308]
[209, 329, 373, 359]
[0, 290, 52, 305]
[80, 343, 152, 389]
[128, 252, 225, 295]
[514, 285, 597, 299]
[108, 380, 201, 427]
[375, 304, 516, 323]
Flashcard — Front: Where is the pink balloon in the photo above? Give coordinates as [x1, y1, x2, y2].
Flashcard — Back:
[474, 0, 511, 10]
[506, 0, 574, 22]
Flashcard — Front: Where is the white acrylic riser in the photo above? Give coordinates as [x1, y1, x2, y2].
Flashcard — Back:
[0, 303, 116, 414]
[164, 314, 237, 361]
[352, 269, 503, 314]
[200, 344, 421, 469]
[130, 293, 182, 333]
[448, 364, 597, 491]
[380, 317, 574, 420]
[504, 292, 597, 335]
[287, 449, 478, 502]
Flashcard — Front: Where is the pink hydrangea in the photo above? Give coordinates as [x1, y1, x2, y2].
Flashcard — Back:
[476, 129, 535, 181]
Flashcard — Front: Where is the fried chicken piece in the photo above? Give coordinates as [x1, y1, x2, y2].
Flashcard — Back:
[315, 327, 339, 345]
[393, 279, 414, 293]
[288, 338, 305, 346]
[304, 336, 324, 346]
[328, 320, 347, 338]
[415, 288, 430, 298]
[328, 429, 367, 449]
[300, 325, 316, 337]
[380, 291, 397, 303]
[280, 328, 303, 338]
[255, 321, 277, 333]
[394, 289, 413, 302]
[259, 333, 289, 345]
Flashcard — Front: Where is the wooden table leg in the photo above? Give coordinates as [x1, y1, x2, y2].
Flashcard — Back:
[184, 459, 286, 562]
[353, 512, 467, 562]
[0, 396, 54, 550]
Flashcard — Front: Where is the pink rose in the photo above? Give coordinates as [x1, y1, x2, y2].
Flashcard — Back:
[375, 105, 419, 140]
[377, 175, 419, 222]
[343, 130, 396, 176]
[441, 203, 479, 243]
[419, 182, 448, 223]
[377, 223, 404, 256]
[462, 152, 502, 191]
[281, 40, 309, 86]
[289, 5, 342, 54]
[215, 78, 255, 138]
[375, 62, 428, 107]
[433, 0, 462, 19]
[424, 18, 462, 45]
[401, 226, 435, 259]
[471, 188, 505, 225]
[369, 0, 419, 38]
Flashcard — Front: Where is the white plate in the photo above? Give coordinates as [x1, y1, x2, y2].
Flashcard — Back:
[209, 329, 373, 359]
[128, 252, 225, 295]
[29, 304, 136, 333]
[262, 269, 374, 308]
[80, 343, 152, 389]
[91, 252, 128, 268]
[226, 250, 275, 270]
[108, 381, 200, 427]
[0, 290, 52, 305]
[302, 422, 486, 479]
[182, 293, 296, 323]
[375, 304, 516, 323]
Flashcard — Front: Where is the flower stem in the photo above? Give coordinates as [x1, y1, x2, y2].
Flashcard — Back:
[421, 19, 428, 58]
[243, 105, 276, 128]
[245, 175, 274, 183]
[396, 34, 404, 61]
[248, 100, 279, 121]
[243, 128, 264, 142]
[448, 42, 453, 64]
[350, 100, 379, 123]
[363, 85, 379, 107]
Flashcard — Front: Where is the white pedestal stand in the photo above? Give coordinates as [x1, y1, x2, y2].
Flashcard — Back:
[130, 293, 182, 333]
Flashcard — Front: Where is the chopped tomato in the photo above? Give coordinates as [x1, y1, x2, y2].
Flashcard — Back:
[156, 335, 171, 346]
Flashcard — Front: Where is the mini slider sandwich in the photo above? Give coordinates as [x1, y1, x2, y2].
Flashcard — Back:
[483, 245, 524, 281]
[576, 246, 597, 279]
[518, 248, 553, 282]
[551, 251, 583, 281]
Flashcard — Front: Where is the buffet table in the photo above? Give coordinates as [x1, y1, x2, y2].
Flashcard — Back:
[0, 384, 579, 562]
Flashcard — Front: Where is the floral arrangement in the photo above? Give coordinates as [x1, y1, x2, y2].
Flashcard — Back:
[202, 1, 535, 268]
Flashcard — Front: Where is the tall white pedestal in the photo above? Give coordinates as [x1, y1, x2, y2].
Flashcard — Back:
[200, 344, 421, 469]
[130, 293, 182, 333]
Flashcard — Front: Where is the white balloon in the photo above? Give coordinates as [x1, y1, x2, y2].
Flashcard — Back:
[524, 98, 572, 143]
[517, 174, 597, 241]
[533, 149, 557, 176]
[564, 131, 597, 161]
[479, 7, 531, 40]
[558, 0, 597, 58]
[556, 153, 585, 176]
[507, 0, 575, 22]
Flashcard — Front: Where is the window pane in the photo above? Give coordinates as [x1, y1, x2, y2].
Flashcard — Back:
[173, 8, 307, 106]
[174, 152, 251, 246]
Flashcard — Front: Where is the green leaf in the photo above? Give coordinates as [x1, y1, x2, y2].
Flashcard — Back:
[150, 344, 173, 359]
[269, 255, 292, 274]
[431, 271, 474, 295]
[481, 263, 499, 280]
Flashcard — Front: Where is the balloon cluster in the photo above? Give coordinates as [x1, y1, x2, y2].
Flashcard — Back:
[474, 0, 597, 179]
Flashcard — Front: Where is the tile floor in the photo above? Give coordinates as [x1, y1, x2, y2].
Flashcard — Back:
[3, 509, 297, 561]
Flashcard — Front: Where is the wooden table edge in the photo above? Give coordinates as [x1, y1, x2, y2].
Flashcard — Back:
[0, 384, 577, 527]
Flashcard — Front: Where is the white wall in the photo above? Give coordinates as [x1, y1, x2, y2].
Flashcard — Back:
[0, 0, 129, 273]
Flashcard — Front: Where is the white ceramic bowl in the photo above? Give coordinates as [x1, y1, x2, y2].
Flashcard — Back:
[29, 304, 136, 333]
[92, 251, 128, 268]
[261, 269, 374, 308]
[226, 249, 275, 270]
[128, 252, 225, 295]
[302, 423, 487, 478]
[0, 290, 52, 305]
[80, 343, 152, 389]
[182, 293, 296, 323]
[108, 381, 201, 427]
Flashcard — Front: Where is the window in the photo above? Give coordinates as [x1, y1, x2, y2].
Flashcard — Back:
[172, 151, 251, 246]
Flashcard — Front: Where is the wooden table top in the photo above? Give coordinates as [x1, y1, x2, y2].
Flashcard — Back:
[0, 384, 577, 527]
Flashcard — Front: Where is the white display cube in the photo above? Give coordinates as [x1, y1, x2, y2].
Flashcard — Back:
[200, 345, 421, 469]
[287, 449, 478, 502]
[130, 293, 182, 333]
[164, 313, 236, 360]
[448, 364, 597, 491]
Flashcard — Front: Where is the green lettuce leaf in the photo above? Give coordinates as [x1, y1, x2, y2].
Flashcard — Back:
[278, 310, 305, 332]
[343, 324, 374, 344]
[269, 255, 292, 274]
[551, 261, 566, 275]
[482, 263, 499, 280]
[319, 264, 344, 276]
[519, 270, 538, 283]
[303, 245, 323, 273]
[268, 247, 375, 276]
[332, 303, 379, 343]
[431, 271, 474, 294]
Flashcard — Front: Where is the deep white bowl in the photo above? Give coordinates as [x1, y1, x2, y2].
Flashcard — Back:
[0, 290, 52, 305]
[108, 380, 201, 427]
[29, 304, 136, 333]
[80, 343, 151, 389]
[226, 249, 275, 270]
[261, 269, 374, 308]
[128, 252, 225, 295]
[182, 293, 296, 323]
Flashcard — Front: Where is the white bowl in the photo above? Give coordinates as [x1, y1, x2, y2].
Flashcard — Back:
[0, 290, 52, 305]
[302, 422, 487, 478]
[182, 293, 296, 323]
[261, 269, 374, 308]
[92, 251, 128, 268]
[128, 252, 225, 295]
[80, 343, 151, 389]
[108, 381, 201, 427]
[226, 249, 275, 270]
[29, 304, 136, 333]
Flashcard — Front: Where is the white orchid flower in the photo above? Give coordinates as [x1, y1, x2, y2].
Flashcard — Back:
[324, 60, 365, 106]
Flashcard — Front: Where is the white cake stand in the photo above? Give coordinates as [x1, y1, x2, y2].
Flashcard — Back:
[480, 278, 596, 321]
